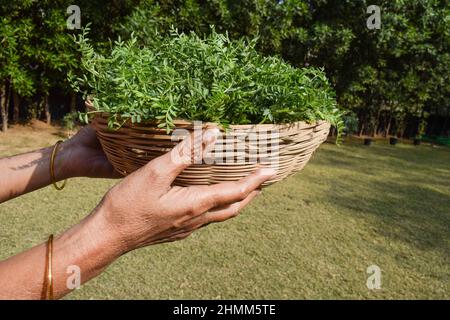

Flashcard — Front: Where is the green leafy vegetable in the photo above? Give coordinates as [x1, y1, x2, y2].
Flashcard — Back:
[70, 26, 343, 139]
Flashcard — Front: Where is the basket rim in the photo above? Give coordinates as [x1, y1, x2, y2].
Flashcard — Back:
[85, 100, 330, 130]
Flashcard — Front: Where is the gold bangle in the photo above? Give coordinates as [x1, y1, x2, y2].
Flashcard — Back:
[50, 140, 67, 190]
[46, 234, 54, 300]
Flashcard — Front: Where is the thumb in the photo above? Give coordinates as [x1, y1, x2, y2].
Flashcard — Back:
[146, 128, 220, 185]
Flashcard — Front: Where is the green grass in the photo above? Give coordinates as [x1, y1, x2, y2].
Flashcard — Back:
[1, 127, 449, 299]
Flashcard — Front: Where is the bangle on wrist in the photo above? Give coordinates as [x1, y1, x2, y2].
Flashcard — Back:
[43, 234, 54, 300]
[50, 140, 67, 190]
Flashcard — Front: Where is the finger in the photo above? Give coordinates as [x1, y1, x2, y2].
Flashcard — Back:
[145, 128, 220, 185]
[186, 168, 276, 215]
[183, 190, 260, 230]
[206, 190, 260, 222]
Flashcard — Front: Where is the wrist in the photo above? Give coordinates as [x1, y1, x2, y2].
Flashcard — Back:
[52, 140, 78, 180]
[83, 203, 125, 260]
[52, 202, 123, 296]
[95, 193, 132, 255]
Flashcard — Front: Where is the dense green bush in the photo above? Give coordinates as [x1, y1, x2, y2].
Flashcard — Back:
[70, 27, 343, 136]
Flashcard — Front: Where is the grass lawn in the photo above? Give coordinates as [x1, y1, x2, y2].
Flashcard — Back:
[0, 122, 449, 299]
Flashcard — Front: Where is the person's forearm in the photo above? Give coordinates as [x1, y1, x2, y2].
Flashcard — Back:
[0, 203, 122, 299]
[0, 141, 73, 203]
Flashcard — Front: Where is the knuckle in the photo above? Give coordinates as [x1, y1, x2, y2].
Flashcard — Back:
[144, 162, 162, 180]
[145, 158, 161, 180]
[229, 205, 240, 217]
[171, 220, 183, 229]
[204, 193, 218, 209]
[193, 192, 217, 213]
[237, 184, 249, 199]
[187, 204, 202, 217]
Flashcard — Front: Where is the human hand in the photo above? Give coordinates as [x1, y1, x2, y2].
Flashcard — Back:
[93, 129, 276, 254]
[61, 125, 122, 179]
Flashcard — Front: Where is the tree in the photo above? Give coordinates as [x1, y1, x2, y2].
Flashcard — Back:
[1, 0, 448, 135]
[119, 0, 450, 137]
[0, 15, 34, 132]
[0, 0, 140, 126]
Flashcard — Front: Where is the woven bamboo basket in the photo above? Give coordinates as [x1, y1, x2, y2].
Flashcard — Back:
[89, 103, 330, 187]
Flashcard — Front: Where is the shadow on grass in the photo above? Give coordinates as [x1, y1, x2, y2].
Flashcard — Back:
[309, 143, 450, 259]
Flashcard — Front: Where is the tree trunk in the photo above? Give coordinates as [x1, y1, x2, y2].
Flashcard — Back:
[376, 115, 382, 136]
[0, 85, 7, 132]
[30, 97, 39, 120]
[5, 83, 11, 119]
[385, 119, 391, 137]
[12, 90, 20, 123]
[385, 112, 392, 137]
[372, 121, 378, 137]
[70, 92, 77, 113]
[44, 95, 51, 125]
[400, 125, 406, 138]
[441, 110, 449, 136]
[359, 122, 365, 137]
[373, 109, 381, 137]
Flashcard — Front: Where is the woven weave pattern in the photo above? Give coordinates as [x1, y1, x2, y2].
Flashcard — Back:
[92, 113, 330, 187]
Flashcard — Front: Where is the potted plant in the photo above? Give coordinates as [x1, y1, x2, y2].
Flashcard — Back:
[414, 117, 427, 146]
[364, 138, 373, 146]
[70, 28, 343, 186]
[389, 136, 398, 145]
[413, 137, 421, 146]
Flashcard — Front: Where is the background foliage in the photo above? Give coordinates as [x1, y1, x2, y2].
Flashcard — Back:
[0, 0, 449, 138]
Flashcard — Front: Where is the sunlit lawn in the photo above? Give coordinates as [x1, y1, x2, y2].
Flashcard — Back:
[1, 123, 449, 299]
